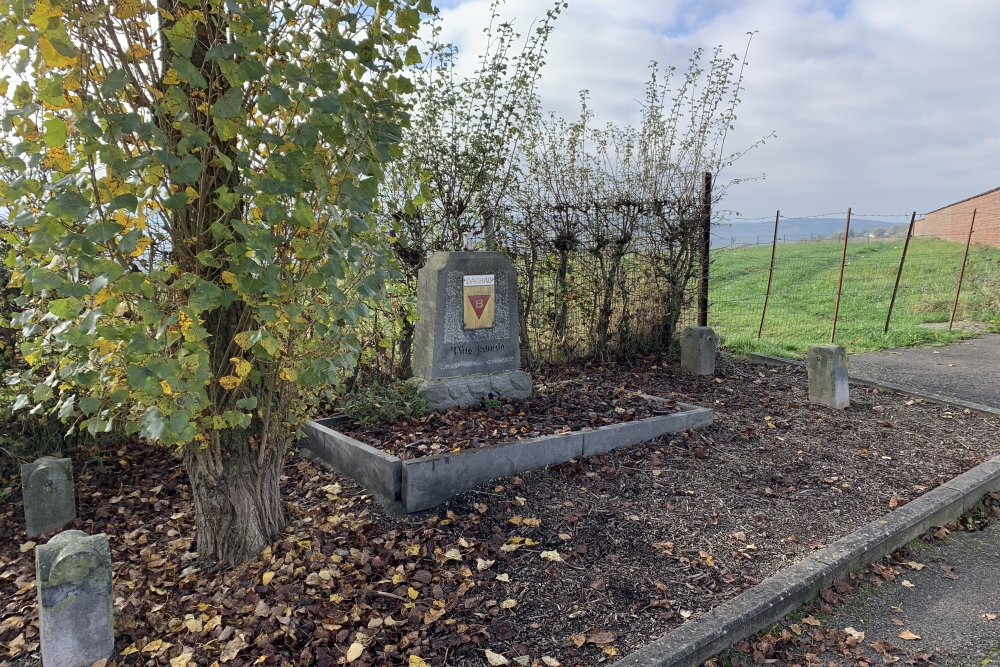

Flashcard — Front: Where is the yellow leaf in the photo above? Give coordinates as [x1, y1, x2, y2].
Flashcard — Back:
[132, 44, 151, 59]
[29, 0, 62, 29]
[93, 288, 113, 306]
[262, 571, 275, 586]
[131, 235, 151, 257]
[19, 541, 36, 553]
[178, 312, 193, 335]
[121, 644, 139, 656]
[500, 598, 516, 609]
[407, 587, 419, 600]
[279, 367, 297, 382]
[408, 656, 428, 667]
[142, 638, 171, 653]
[221, 271, 236, 285]
[163, 68, 181, 85]
[484, 649, 509, 666]
[234, 332, 253, 350]
[540, 550, 563, 563]
[570, 633, 586, 648]
[38, 36, 76, 68]
[232, 358, 251, 378]
[405, 544, 420, 556]
[898, 630, 921, 640]
[345, 642, 364, 662]
[42, 146, 72, 171]
[443, 548, 462, 561]
[219, 375, 241, 390]
[212, 416, 227, 430]
[170, 647, 194, 667]
[160, 380, 173, 395]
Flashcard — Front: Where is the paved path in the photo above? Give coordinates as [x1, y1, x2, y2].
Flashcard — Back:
[817, 523, 1000, 666]
[849, 334, 1000, 410]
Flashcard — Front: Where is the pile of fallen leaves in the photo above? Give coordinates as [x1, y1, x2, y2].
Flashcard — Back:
[1, 359, 999, 667]
[343, 380, 682, 458]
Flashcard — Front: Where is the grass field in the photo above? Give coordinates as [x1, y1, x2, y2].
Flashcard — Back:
[708, 237, 1000, 358]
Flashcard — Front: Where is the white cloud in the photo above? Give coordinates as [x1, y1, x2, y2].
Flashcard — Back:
[433, 0, 1000, 219]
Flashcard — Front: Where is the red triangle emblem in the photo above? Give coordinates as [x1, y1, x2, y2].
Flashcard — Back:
[468, 294, 491, 319]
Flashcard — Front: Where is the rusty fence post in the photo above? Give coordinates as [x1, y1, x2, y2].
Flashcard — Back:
[830, 208, 852, 344]
[949, 208, 977, 331]
[884, 212, 916, 333]
[758, 210, 780, 339]
[698, 172, 712, 327]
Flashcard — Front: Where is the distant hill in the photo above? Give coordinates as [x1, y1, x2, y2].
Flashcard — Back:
[712, 217, 909, 248]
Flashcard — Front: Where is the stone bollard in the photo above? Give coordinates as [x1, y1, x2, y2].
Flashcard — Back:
[36, 530, 114, 667]
[807, 345, 850, 409]
[680, 326, 717, 375]
[21, 456, 76, 538]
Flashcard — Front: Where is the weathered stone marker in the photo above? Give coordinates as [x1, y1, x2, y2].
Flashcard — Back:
[21, 456, 76, 538]
[410, 251, 532, 409]
[807, 344, 849, 409]
[680, 326, 717, 375]
[36, 530, 114, 667]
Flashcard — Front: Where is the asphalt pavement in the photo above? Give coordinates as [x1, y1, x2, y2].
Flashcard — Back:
[817, 522, 1000, 666]
[849, 334, 1000, 410]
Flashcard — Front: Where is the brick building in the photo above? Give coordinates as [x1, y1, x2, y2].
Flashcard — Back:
[914, 186, 1000, 247]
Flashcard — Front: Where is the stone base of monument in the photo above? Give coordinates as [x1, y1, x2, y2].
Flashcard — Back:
[409, 369, 533, 410]
[300, 395, 713, 513]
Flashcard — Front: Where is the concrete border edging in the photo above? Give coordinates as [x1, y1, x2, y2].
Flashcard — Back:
[300, 399, 713, 513]
[745, 352, 1000, 417]
[612, 455, 1000, 667]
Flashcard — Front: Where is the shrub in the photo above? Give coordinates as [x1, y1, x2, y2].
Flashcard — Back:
[341, 381, 427, 426]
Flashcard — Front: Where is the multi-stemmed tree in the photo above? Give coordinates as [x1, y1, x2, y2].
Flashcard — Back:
[0, 0, 430, 564]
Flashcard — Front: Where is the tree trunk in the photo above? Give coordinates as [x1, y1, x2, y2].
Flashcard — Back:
[183, 430, 286, 565]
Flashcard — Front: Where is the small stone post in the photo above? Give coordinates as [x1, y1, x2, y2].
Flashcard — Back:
[21, 456, 76, 538]
[36, 530, 114, 667]
[680, 326, 717, 375]
[807, 345, 849, 409]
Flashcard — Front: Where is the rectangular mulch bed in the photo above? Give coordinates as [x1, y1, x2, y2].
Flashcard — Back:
[1, 358, 998, 667]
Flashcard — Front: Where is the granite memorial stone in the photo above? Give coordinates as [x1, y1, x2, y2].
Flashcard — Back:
[21, 456, 76, 538]
[807, 344, 849, 409]
[36, 530, 114, 667]
[410, 251, 532, 409]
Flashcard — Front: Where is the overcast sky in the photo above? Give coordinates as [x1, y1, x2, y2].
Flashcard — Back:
[431, 0, 1000, 222]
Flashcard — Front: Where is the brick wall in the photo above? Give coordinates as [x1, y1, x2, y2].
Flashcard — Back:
[913, 186, 1000, 247]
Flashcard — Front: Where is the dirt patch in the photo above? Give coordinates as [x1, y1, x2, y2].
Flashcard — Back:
[1, 359, 997, 667]
[341, 381, 684, 459]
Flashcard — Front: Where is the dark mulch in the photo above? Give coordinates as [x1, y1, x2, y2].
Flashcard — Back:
[1, 358, 998, 667]
[341, 381, 683, 459]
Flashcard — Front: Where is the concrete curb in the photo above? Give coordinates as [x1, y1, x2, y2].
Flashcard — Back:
[301, 398, 713, 513]
[745, 352, 1000, 417]
[613, 454, 1000, 667]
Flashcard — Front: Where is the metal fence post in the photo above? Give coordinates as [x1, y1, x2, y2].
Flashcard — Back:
[758, 210, 780, 339]
[884, 212, 916, 333]
[698, 172, 712, 327]
[830, 208, 851, 343]
[949, 209, 977, 331]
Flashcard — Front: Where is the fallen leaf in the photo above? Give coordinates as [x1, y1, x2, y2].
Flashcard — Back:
[142, 639, 171, 654]
[444, 548, 462, 561]
[898, 630, 921, 640]
[901, 580, 915, 588]
[845, 627, 865, 641]
[485, 649, 510, 666]
[588, 630, 616, 645]
[570, 634, 586, 648]
[220, 633, 247, 662]
[261, 571, 275, 586]
[346, 642, 364, 662]
[679, 610, 693, 619]
[540, 550, 563, 563]
[170, 648, 195, 667]
[892, 618, 904, 626]
[496, 573, 510, 582]
[409, 656, 428, 667]
[802, 616, 821, 627]
[984, 613, 997, 620]
[542, 657, 561, 667]
[500, 599, 517, 609]
[19, 542, 35, 553]
[477, 558, 495, 571]
[558, 533, 572, 541]
[906, 561, 925, 571]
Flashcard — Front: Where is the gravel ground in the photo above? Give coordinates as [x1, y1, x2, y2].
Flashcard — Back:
[2, 359, 998, 667]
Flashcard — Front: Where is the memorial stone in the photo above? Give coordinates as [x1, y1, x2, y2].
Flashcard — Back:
[21, 456, 76, 538]
[36, 530, 114, 667]
[807, 344, 850, 409]
[680, 326, 717, 375]
[410, 251, 532, 409]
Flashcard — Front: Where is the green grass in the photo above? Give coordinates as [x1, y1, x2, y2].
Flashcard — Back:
[710, 237, 1000, 357]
